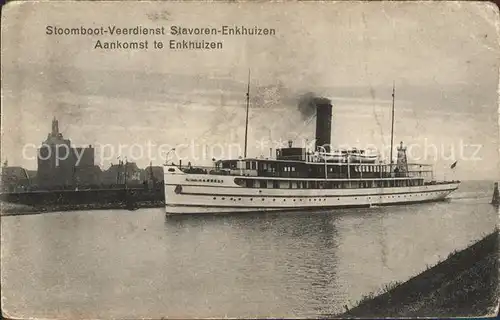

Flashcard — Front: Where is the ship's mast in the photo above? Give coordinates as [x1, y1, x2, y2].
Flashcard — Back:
[389, 82, 395, 172]
[244, 69, 250, 158]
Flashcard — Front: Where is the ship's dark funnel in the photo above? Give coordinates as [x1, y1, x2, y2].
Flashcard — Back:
[315, 100, 332, 153]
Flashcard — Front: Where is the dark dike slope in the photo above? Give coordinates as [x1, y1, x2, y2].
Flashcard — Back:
[338, 229, 499, 318]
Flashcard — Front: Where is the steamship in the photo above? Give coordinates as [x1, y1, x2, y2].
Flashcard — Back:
[163, 85, 460, 215]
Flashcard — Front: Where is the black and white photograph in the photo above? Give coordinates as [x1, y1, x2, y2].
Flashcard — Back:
[1, 1, 499, 318]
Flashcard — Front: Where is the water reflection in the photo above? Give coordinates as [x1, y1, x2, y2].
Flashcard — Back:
[163, 210, 341, 317]
[1, 181, 497, 318]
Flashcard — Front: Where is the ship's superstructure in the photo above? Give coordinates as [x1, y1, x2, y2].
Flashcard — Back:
[163, 83, 460, 215]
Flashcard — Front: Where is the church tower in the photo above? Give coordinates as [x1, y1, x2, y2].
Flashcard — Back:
[51, 117, 59, 137]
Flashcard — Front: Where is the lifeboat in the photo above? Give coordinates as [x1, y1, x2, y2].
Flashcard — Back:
[322, 150, 347, 163]
[347, 148, 378, 163]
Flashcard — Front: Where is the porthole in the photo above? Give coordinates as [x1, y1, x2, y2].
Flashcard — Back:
[273, 199, 276, 202]
[238, 198, 241, 200]
[213, 197, 216, 200]
[222, 197, 225, 200]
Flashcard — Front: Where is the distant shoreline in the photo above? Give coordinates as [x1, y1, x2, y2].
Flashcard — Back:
[334, 229, 499, 318]
[0, 201, 164, 216]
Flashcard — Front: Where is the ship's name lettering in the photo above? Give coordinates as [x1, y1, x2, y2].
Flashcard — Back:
[186, 178, 223, 183]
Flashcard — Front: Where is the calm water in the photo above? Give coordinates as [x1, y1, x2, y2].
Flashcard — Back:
[1, 180, 498, 318]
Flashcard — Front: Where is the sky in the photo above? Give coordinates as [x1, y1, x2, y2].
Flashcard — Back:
[1, 1, 499, 181]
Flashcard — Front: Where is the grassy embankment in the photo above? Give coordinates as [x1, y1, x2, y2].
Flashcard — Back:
[338, 229, 499, 318]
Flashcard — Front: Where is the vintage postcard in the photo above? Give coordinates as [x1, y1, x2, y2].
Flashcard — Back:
[1, 1, 499, 319]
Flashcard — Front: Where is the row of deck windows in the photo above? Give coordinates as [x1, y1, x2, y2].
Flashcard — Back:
[237, 161, 392, 174]
[245, 162, 258, 170]
[212, 192, 439, 202]
[235, 179, 423, 189]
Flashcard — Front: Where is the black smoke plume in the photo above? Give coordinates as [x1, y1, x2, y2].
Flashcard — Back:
[247, 83, 331, 122]
[298, 93, 332, 120]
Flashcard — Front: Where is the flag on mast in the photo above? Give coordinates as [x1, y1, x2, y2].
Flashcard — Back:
[450, 161, 458, 169]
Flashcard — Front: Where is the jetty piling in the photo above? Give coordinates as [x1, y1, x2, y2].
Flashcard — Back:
[491, 182, 499, 206]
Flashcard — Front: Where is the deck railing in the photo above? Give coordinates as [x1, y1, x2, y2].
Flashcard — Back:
[169, 162, 437, 180]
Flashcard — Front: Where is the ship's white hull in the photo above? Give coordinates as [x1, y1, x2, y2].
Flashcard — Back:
[163, 168, 459, 215]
